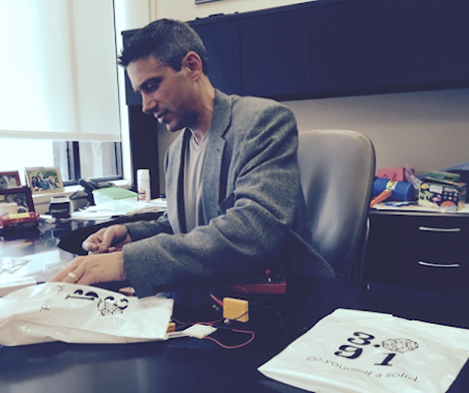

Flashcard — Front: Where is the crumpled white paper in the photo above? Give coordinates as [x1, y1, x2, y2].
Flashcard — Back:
[259, 308, 469, 393]
[0, 283, 173, 346]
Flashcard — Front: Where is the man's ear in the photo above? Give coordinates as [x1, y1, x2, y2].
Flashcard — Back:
[182, 51, 203, 79]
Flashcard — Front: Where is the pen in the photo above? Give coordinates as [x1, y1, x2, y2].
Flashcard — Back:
[384, 201, 418, 207]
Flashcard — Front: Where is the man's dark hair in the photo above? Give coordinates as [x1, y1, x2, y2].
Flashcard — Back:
[118, 19, 209, 74]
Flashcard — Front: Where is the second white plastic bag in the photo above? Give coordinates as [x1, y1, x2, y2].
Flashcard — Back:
[259, 308, 469, 393]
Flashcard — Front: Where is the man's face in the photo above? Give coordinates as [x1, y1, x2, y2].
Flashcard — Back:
[127, 55, 198, 132]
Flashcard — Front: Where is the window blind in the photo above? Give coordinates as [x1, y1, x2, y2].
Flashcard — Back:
[0, 0, 121, 142]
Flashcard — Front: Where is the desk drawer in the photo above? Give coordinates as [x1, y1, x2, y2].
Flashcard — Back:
[363, 212, 469, 299]
[380, 255, 469, 299]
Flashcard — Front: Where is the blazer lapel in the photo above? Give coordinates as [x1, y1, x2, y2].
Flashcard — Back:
[201, 90, 231, 222]
[166, 129, 192, 233]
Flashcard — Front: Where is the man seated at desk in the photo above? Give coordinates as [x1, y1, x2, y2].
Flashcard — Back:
[53, 19, 334, 297]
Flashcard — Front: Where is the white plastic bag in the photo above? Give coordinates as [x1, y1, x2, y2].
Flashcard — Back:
[259, 308, 469, 393]
[0, 283, 173, 346]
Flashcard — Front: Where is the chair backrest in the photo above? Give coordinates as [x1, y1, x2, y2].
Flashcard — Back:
[298, 130, 375, 279]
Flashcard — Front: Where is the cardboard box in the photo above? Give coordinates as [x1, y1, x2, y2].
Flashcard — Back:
[419, 177, 466, 211]
[377, 167, 414, 182]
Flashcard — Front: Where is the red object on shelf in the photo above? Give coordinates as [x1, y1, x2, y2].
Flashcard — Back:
[377, 167, 414, 182]
[0, 212, 39, 231]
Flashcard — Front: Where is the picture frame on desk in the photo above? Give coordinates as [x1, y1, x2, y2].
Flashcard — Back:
[0, 171, 21, 189]
[0, 186, 35, 214]
[25, 167, 64, 194]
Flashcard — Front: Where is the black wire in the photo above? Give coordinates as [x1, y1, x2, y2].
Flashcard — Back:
[250, 305, 308, 335]
[223, 296, 307, 335]
[175, 295, 306, 337]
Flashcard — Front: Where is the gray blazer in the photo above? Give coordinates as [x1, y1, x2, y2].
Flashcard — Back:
[123, 90, 334, 297]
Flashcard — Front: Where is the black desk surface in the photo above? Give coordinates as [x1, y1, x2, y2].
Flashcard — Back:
[1, 220, 469, 392]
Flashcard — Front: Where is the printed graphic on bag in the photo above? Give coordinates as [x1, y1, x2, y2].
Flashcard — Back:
[259, 308, 469, 393]
[39, 286, 130, 316]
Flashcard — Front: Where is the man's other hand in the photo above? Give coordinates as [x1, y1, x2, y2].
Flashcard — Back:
[82, 224, 132, 254]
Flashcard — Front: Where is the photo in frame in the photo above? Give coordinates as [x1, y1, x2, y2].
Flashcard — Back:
[0, 187, 35, 214]
[25, 167, 64, 194]
[0, 171, 21, 190]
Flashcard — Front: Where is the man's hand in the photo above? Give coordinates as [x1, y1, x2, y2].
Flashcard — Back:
[82, 224, 132, 254]
[52, 252, 127, 286]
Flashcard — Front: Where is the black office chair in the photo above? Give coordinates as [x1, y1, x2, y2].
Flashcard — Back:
[297, 129, 375, 280]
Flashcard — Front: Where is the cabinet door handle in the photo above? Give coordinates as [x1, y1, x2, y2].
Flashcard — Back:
[418, 261, 460, 268]
[418, 226, 461, 233]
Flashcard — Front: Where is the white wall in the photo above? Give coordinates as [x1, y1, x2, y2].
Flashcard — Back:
[156, 0, 310, 22]
[155, 0, 469, 176]
[285, 88, 469, 175]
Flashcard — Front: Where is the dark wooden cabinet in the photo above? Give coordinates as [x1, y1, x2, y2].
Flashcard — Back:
[310, 0, 392, 93]
[363, 210, 469, 300]
[240, 9, 311, 97]
[121, 31, 160, 197]
[393, 0, 469, 86]
[122, 31, 142, 106]
[122, 0, 469, 104]
[191, 19, 242, 95]
[126, 106, 160, 198]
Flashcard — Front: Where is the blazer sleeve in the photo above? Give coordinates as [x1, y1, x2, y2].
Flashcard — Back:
[124, 211, 173, 241]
